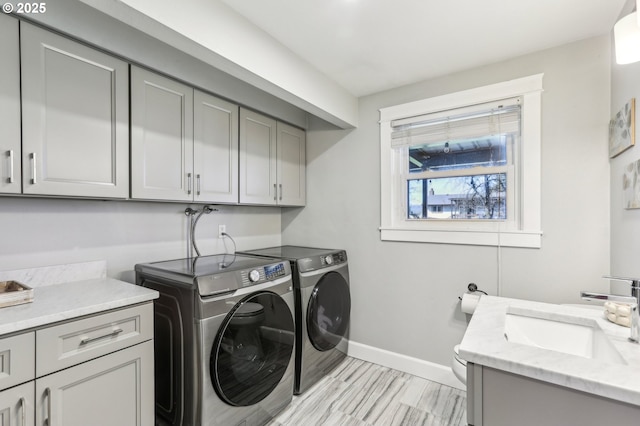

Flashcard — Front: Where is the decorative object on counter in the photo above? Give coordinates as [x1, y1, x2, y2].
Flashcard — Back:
[623, 159, 640, 209]
[605, 301, 632, 328]
[0, 281, 33, 307]
[609, 98, 635, 158]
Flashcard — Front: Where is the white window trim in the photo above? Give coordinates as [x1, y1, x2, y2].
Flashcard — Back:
[379, 74, 543, 248]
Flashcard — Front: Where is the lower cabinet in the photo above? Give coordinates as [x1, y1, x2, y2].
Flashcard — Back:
[0, 382, 34, 426]
[35, 341, 153, 426]
[0, 302, 154, 426]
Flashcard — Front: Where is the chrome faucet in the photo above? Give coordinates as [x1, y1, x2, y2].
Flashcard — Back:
[580, 276, 640, 343]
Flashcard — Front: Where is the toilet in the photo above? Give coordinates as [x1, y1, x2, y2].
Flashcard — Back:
[451, 344, 467, 385]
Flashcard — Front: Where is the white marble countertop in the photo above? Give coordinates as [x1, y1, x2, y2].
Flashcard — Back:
[459, 295, 640, 406]
[0, 278, 158, 336]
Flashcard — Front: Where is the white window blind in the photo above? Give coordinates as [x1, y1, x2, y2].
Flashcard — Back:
[390, 98, 521, 149]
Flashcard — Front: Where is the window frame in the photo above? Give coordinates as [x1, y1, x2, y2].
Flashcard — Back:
[379, 74, 543, 248]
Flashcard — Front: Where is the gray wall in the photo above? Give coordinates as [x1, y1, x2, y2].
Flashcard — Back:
[283, 35, 611, 366]
[0, 198, 282, 283]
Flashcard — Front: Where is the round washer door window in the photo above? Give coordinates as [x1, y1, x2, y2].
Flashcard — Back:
[210, 291, 294, 406]
[307, 271, 351, 351]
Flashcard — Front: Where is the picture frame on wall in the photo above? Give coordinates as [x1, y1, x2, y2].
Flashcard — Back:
[623, 159, 640, 209]
[609, 98, 635, 158]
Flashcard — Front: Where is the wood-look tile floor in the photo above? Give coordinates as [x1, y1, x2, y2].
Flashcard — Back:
[268, 357, 467, 426]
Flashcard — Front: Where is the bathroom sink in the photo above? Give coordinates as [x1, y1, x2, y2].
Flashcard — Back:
[504, 307, 626, 365]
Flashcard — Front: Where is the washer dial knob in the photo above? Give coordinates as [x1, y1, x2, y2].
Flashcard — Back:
[324, 255, 334, 265]
[248, 269, 260, 283]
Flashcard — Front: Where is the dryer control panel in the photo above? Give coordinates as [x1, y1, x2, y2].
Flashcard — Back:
[298, 250, 348, 273]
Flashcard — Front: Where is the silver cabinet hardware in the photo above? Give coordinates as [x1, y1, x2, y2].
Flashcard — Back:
[44, 387, 51, 426]
[30, 153, 37, 184]
[6, 150, 14, 183]
[80, 328, 123, 345]
[273, 183, 277, 201]
[187, 173, 192, 195]
[196, 174, 201, 195]
[19, 397, 25, 426]
[279, 183, 282, 201]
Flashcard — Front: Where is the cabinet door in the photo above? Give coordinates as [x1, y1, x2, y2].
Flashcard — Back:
[0, 382, 34, 426]
[131, 66, 194, 201]
[194, 91, 239, 203]
[20, 23, 129, 198]
[0, 15, 20, 195]
[36, 341, 154, 426]
[239, 109, 277, 205]
[277, 122, 306, 206]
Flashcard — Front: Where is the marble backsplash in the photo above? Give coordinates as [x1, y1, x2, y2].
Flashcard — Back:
[0, 260, 107, 288]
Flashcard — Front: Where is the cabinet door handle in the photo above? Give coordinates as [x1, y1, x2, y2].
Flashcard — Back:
[196, 174, 201, 196]
[30, 153, 37, 184]
[279, 183, 283, 201]
[273, 183, 277, 201]
[80, 328, 123, 345]
[44, 387, 51, 426]
[6, 150, 14, 184]
[187, 173, 192, 195]
[18, 396, 25, 426]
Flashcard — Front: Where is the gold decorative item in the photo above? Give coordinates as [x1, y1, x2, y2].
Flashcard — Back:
[0, 281, 34, 308]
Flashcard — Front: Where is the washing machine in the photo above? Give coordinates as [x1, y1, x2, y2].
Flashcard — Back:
[238, 246, 351, 395]
[135, 254, 295, 426]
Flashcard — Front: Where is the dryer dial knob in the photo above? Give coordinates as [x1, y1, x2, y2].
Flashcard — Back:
[248, 269, 260, 283]
[324, 255, 334, 265]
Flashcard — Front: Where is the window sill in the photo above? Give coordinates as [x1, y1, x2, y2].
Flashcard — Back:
[379, 227, 542, 248]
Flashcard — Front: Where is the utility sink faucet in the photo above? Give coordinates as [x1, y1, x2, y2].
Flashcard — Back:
[580, 276, 640, 343]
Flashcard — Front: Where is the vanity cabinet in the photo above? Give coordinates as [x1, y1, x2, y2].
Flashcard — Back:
[20, 22, 129, 198]
[239, 108, 306, 206]
[467, 363, 640, 426]
[0, 303, 153, 426]
[0, 14, 20, 195]
[131, 66, 239, 203]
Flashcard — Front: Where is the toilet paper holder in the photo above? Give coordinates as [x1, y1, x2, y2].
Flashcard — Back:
[457, 282, 488, 301]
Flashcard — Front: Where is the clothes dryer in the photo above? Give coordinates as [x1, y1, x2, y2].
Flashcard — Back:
[136, 254, 295, 426]
[238, 246, 351, 395]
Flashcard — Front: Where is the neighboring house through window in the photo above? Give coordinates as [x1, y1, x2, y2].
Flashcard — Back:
[379, 75, 543, 248]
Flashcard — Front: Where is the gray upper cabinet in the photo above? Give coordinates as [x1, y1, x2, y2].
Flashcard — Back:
[131, 66, 194, 201]
[240, 108, 306, 206]
[277, 121, 306, 206]
[131, 67, 239, 203]
[0, 15, 21, 195]
[193, 90, 239, 203]
[20, 22, 129, 198]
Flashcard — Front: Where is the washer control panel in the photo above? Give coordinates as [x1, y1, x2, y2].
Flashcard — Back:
[240, 261, 289, 287]
[264, 262, 286, 280]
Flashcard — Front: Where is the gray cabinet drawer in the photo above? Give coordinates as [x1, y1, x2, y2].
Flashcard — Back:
[36, 303, 153, 377]
[0, 333, 34, 392]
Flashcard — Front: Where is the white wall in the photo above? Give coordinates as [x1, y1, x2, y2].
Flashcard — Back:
[0, 198, 282, 283]
[283, 35, 612, 367]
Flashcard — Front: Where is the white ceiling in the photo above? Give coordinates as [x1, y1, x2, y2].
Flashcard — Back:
[222, 0, 627, 97]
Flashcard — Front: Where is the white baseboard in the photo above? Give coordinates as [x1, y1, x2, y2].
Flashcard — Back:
[347, 340, 465, 391]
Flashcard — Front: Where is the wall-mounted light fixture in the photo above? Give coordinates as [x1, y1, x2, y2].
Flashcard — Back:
[615, 11, 640, 64]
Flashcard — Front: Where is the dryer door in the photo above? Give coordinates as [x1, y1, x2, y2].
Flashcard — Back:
[307, 271, 351, 351]
[210, 291, 294, 406]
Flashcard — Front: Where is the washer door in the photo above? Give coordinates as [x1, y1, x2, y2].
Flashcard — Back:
[307, 271, 351, 351]
[210, 291, 294, 406]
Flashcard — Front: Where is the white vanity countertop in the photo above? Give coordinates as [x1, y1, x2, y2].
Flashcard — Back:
[0, 278, 158, 336]
[459, 295, 640, 406]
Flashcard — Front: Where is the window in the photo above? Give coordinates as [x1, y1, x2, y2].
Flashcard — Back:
[379, 75, 543, 248]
